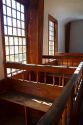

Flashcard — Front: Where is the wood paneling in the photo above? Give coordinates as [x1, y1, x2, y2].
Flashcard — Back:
[6, 78, 63, 101]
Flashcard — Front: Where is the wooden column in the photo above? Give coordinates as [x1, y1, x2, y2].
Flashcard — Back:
[27, 0, 44, 64]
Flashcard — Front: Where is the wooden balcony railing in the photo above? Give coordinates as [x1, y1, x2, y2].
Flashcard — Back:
[42, 53, 83, 66]
[36, 62, 83, 125]
[6, 62, 75, 86]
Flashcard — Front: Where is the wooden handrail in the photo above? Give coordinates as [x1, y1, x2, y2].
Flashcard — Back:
[36, 62, 83, 125]
[6, 62, 75, 75]
[43, 53, 83, 58]
[42, 55, 83, 60]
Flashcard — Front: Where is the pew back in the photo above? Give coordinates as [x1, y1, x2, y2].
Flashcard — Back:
[42, 53, 83, 67]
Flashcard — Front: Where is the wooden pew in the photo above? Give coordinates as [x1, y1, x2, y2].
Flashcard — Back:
[0, 62, 82, 125]
[0, 78, 63, 125]
[36, 62, 83, 125]
[42, 53, 83, 67]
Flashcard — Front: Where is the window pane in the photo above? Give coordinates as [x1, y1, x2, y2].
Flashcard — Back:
[12, 9, 16, 18]
[21, 5, 24, 13]
[19, 46, 22, 53]
[49, 31, 54, 36]
[15, 54, 19, 62]
[22, 30, 25, 36]
[5, 36, 9, 45]
[7, 17, 12, 26]
[9, 37, 13, 45]
[23, 46, 26, 53]
[49, 36, 54, 41]
[18, 29, 21, 36]
[19, 54, 22, 61]
[13, 28, 17, 35]
[7, 7, 11, 16]
[17, 11, 20, 20]
[49, 42, 54, 45]
[3, 5, 6, 15]
[23, 53, 26, 60]
[4, 16, 7, 25]
[6, 56, 10, 61]
[23, 38, 26, 45]
[13, 18, 16, 27]
[6, 0, 11, 7]
[21, 21, 24, 29]
[49, 51, 54, 55]
[10, 55, 15, 62]
[8, 27, 12, 35]
[17, 20, 21, 28]
[12, 0, 16, 9]
[19, 38, 22, 45]
[49, 26, 54, 32]
[10, 46, 14, 54]
[17, 2, 20, 11]
[3, 0, 6, 4]
[14, 37, 18, 45]
[21, 13, 24, 21]
[49, 21, 54, 27]
[23, 61, 26, 64]
[4, 26, 7, 34]
[49, 46, 54, 51]
[6, 46, 9, 55]
[15, 46, 18, 54]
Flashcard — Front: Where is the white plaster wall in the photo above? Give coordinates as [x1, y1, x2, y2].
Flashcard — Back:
[70, 21, 83, 53]
[43, 0, 83, 54]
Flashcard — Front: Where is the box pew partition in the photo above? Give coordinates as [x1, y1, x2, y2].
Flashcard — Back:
[0, 62, 83, 125]
[6, 62, 75, 86]
[36, 62, 83, 125]
[42, 53, 83, 67]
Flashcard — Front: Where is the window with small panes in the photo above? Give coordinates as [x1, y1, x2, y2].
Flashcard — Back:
[48, 15, 58, 55]
[2, 0, 27, 76]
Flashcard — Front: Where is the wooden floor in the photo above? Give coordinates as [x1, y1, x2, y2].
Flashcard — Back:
[0, 114, 25, 125]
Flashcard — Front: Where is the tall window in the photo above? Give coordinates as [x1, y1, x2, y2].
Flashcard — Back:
[2, 0, 27, 63]
[48, 15, 58, 55]
[2, 0, 27, 76]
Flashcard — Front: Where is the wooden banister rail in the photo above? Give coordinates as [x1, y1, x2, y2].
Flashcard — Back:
[36, 62, 83, 125]
[6, 62, 75, 86]
[6, 62, 75, 74]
